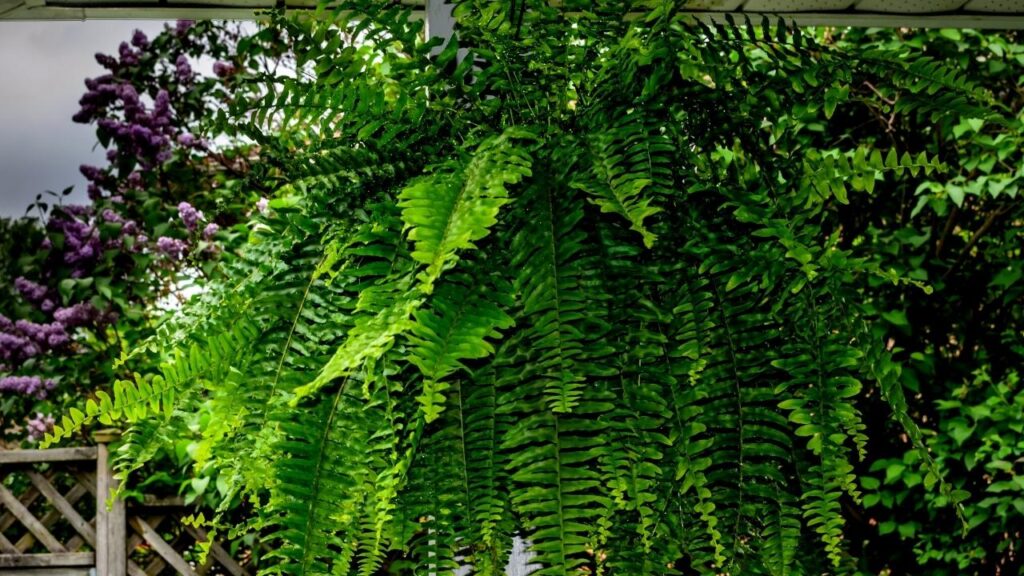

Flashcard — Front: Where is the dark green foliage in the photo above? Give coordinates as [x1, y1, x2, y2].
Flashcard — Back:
[43, 4, 1024, 576]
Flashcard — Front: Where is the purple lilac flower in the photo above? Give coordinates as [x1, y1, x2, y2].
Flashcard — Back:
[177, 133, 196, 147]
[26, 413, 56, 443]
[40, 237, 52, 250]
[156, 236, 188, 259]
[102, 209, 125, 224]
[202, 222, 219, 239]
[213, 61, 235, 78]
[53, 303, 96, 329]
[175, 55, 193, 83]
[16, 320, 69, 349]
[78, 74, 177, 168]
[130, 29, 149, 49]
[178, 201, 202, 231]
[0, 315, 13, 331]
[256, 197, 269, 215]
[0, 332, 28, 362]
[14, 277, 47, 303]
[79, 164, 111, 184]
[175, 20, 194, 36]
[95, 52, 118, 70]
[48, 214, 100, 267]
[118, 42, 139, 66]
[40, 300, 55, 313]
[0, 376, 56, 400]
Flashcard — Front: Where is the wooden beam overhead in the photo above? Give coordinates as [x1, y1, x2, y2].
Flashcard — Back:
[2, 0, 1024, 27]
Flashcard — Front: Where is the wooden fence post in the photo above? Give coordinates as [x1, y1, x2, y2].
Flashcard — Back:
[93, 429, 125, 576]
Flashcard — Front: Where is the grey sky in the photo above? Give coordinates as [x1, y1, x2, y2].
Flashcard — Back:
[0, 20, 167, 217]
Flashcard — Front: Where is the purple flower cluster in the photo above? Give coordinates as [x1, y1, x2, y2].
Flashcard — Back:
[17, 319, 70, 349]
[213, 61, 236, 78]
[14, 277, 48, 304]
[80, 164, 114, 200]
[175, 54, 193, 84]
[0, 376, 56, 400]
[26, 413, 56, 442]
[119, 41, 140, 66]
[75, 72, 178, 168]
[174, 20, 194, 37]
[156, 236, 189, 259]
[1, 300, 101, 367]
[47, 208, 100, 271]
[131, 29, 149, 50]
[203, 222, 219, 239]
[178, 201, 202, 231]
[53, 302, 96, 329]
[101, 208, 124, 224]
[0, 330, 36, 363]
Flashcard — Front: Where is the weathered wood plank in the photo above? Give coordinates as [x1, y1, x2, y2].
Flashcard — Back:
[127, 515, 165, 576]
[0, 534, 17, 555]
[129, 516, 196, 576]
[26, 472, 96, 547]
[0, 448, 97, 465]
[0, 483, 65, 553]
[0, 568, 92, 576]
[15, 481, 90, 552]
[0, 473, 43, 533]
[185, 524, 249, 576]
[0, 552, 94, 567]
[96, 439, 126, 576]
[72, 471, 98, 497]
[127, 561, 148, 576]
[143, 552, 168, 576]
[39, 482, 91, 552]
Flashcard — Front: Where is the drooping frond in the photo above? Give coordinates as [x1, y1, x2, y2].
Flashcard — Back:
[399, 128, 535, 294]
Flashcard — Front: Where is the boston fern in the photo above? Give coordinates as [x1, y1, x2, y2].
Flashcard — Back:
[43, 1, 998, 574]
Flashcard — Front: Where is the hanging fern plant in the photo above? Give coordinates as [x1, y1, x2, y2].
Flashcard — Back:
[43, 1, 1000, 574]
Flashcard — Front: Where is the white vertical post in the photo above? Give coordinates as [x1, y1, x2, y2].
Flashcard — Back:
[426, 0, 456, 50]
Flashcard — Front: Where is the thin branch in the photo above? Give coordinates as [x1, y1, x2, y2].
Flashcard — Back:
[942, 204, 1013, 280]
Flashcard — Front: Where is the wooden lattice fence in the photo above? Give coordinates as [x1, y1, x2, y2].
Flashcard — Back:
[0, 432, 248, 576]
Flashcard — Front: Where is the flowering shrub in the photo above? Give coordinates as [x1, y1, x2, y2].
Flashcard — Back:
[0, 20, 260, 445]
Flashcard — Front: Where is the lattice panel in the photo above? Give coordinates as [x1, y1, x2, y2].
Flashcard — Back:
[1, 444, 251, 576]
[0, 464, 98, 567]
[125, 512, 250, 576]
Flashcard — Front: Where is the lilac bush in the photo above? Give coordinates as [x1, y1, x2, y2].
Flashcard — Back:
[0, 20, 262, 444]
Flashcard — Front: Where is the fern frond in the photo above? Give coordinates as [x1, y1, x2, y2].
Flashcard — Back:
[399, 127, 535, 294]
[509, 172, 614, 414]
[577, 111, 670, 248]
[408, 273, 514, 423]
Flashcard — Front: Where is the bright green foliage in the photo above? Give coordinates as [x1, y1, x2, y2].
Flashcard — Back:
[399, 129, 535, 294]
[43, 3, 1021, 575]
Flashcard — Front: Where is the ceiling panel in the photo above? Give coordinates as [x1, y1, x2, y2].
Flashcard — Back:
[744, 0, 855, 11]
[2, 0, 1024, 27]
[854, 0, 967, 13]
[963, 0, 1024, 12]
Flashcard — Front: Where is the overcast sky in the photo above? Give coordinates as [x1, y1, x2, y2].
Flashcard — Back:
[0, 20, 167, 217]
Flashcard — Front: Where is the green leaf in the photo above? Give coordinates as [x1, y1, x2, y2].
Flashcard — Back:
[399, 129, 534, 294]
